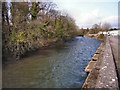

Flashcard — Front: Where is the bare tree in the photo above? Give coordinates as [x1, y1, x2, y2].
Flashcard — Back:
[102, 22, 111, 32]
[91, 23, 101, 34]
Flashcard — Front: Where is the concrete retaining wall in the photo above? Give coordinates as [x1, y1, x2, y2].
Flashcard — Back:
[83, 37, 119, 89]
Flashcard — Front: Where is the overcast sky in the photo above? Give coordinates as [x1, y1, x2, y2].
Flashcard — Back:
[53, 0, 119, 29]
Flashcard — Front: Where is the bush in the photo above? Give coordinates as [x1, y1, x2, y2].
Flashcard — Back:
[98, 34, 104, 41]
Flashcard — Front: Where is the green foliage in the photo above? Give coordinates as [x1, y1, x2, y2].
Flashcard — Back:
[56, 22, 63, 38]
[17, 32, 26, 43]
[10, 32, 26, 43]
[98, 34, 104, 41]
[30, 2, 40, 20]
[44, 21, 50, 27]
[99, 34, 104, 38]
[56, 22, 63, 29]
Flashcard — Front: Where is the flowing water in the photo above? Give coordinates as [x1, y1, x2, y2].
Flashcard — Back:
[3, 37, 102, 88]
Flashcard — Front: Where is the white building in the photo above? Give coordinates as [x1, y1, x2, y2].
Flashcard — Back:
[98, 30, 120, 36]
[108, 30, 120, 36]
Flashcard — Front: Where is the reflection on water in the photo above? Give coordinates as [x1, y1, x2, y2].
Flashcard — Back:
[3, 37, 102, 88]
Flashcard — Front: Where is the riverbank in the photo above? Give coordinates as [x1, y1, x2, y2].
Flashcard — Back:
[84, 33, 105, 41]
[83, 36, 119, 89]
[3, 36, 76, 63]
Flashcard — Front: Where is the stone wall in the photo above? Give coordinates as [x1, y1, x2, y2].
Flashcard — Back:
[83, 37, 119, 89]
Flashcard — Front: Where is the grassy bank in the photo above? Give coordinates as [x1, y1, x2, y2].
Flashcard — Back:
[84, 33, 105, 41]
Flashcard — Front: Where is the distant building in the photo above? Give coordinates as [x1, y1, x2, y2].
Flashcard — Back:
[98, 30, 120, 36]
[108, 30, 120, 36]
[98, 32, 107, 35]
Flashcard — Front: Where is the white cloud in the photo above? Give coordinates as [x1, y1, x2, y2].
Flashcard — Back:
[53, 0, 118, 28]
[92, 9, 102, 18]
[74, 9, 118, 28]
[75, 9, 103, 28]
[101, 16, 118, 28]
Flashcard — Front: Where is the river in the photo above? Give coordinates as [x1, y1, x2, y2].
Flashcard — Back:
[3, 37, 102, 88]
